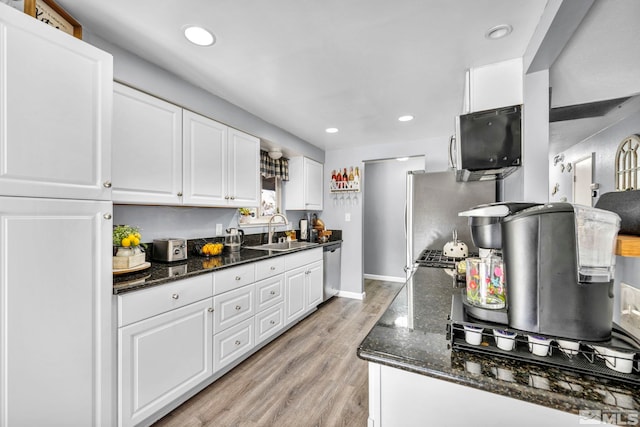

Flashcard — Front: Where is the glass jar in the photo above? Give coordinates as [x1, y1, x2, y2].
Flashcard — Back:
[465, 254, 506, 309]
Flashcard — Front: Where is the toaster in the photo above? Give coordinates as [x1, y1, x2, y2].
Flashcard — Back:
[152, 238, 188, 262]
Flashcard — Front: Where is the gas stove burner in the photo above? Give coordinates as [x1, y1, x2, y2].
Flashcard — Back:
[416, 248, 477, 269]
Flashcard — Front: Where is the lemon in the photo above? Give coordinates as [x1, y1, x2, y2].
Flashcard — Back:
[132, 236, 140, 246]
[121, 237, 131, 247]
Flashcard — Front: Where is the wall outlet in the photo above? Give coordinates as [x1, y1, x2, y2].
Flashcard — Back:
[345, 213, 351, 222]
[215, 224, 223, 236]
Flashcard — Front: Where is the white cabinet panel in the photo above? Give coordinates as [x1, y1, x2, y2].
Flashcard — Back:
[119, 299, 213, 427]
[0, 196, 112, 427]
[213, 318, 254, 372]
[182, 110, 227, 206]
[255, 256, 286, 281]
[213, 284, 255, 333]
[214, 263, 256, 295]
[306, 261, 323, 308]
[118, 273, 213, 327]
[255, 303, 285, 345]
[227, 127, 260, 207]
[112, 83, 183, 204]
[255, 275, 285, 313]
[285, 266, 307, 324]
[284, 157, 324, 210]
[0, 8, 112, 200]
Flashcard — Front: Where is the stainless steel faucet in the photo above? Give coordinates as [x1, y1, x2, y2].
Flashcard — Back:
[268, 214, 288, 244]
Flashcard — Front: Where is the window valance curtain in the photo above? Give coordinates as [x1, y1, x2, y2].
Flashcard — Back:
[260, 150, 289, 181]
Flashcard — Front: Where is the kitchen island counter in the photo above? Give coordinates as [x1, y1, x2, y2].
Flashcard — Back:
[113, 239, 341, 294]
[357, 267, 639, 423]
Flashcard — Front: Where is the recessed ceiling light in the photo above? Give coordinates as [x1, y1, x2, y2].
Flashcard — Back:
[398, 115, 414, 122]
[485, 24, 512, 40]
[325, 127, 339, 134]
[184, 26, 216, 46]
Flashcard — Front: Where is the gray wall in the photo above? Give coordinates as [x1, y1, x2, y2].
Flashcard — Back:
[549, 108, 640, 322]
[363, 157, 425, 281]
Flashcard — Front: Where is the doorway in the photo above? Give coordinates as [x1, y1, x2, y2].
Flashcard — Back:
[573, 153, 595, 206]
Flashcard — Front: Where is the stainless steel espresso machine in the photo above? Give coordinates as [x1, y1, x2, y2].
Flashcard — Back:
[449, 202, 640, 383]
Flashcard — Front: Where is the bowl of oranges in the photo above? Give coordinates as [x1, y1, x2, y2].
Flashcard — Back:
[197, 241, 224, 257]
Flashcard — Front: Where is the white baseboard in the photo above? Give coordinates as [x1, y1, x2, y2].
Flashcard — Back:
[337, 290, 366, 300]
[364, 274, 406, 283]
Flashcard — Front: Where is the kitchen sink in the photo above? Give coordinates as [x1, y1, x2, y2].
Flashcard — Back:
[246, 241, 319, 252]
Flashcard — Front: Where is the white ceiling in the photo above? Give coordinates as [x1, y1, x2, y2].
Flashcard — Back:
[56, 0, 548, 152]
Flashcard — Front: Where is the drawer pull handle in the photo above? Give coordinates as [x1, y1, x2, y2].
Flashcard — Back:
[103, 180, 112, 188]
[235, 276, 241, 281]
[208, 307, 214, 312]
[103, 213, 112, 220]
[270, 290, 276, 295]
[235, 340, 241, 346]
[235, 305, 242, 311]
[177, 192, 183, 197]
[172, 294, 179, 299]
[270, 266, 276, 270]
[270, 320, 276, 325]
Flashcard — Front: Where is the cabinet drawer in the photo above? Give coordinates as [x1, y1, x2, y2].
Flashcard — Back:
[254, 274, 284, 313]
[285, 247, 323, 270]
[255, 256, 286, 281]
[213, 318, 254, 372]
[214, 263, 256, 295]
[118, 274, 213, 327]
[255, 303, 284, 345]
[213, 284, 255, 333]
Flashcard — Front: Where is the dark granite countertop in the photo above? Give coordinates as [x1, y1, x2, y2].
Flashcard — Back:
[357, 267, 640, 420]
[113, 239, 341, 295]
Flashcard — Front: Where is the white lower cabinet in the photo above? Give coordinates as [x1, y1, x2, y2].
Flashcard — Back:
[116, 250, 325, 426]
[285, 260, 323, 325]
[213, 318, 255, 371]
[255, 303, 285, 345]
[119, 298, 214, 427]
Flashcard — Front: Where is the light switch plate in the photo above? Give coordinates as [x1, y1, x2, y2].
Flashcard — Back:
[216, 224, 223, 236]
[620, 282, 640, 341]
[345, 213, 351, 222]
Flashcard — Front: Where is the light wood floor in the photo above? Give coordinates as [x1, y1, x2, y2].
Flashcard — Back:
[154, 279, 402, 427]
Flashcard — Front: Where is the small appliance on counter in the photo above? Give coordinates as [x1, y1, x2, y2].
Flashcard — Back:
[448, 202, 640, 385]
[224, 228, 244, 252]
[299, 216, 309, 241]
[152, 238, 188, 262]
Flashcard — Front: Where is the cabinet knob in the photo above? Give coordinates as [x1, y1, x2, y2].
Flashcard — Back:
[225, 195, 230, 200]
[270, 290, 276, 295]
[305, 270, 310, 275]
[103, 180, 112, 188]
[270, 266, 276, 271]
[208, 307, 214, 312]
[235, 305, 242, 311]
[172, 294, 179, 300]
[103, 213, 112, 220]
[235, 340, 241, 346]
[235, 276, 241, 281]
[177, 192, 183, 197]
[230, 196, 235, 200]
[270, 320, 276, 325]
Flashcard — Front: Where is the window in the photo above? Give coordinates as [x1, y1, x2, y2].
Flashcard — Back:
[238, 176, 283, 225]
[616, 135, 640, 191]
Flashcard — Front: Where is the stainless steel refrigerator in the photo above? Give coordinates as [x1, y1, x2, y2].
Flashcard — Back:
[405, 170, 496, 277]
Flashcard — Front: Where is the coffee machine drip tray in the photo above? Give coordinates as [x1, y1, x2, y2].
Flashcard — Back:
[448, 294, 640, 386]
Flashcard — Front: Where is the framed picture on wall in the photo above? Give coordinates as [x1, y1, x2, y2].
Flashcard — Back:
[24, 0, 82, 39]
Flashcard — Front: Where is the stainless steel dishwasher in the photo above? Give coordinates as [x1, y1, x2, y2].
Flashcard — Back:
[322, 241, 341, 301]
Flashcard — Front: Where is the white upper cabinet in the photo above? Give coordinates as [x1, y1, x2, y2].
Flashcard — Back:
[112, 87, 259, 208]
[227, 127, 260, 207]
[0, 7, 112, 200]
[285, 157, 324, 210]
[182, 110, 227, 206]
[465, 58, 523, 113]
[112, 83, 183, 204]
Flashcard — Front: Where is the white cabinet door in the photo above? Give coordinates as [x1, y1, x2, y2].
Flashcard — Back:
[305, 261, 324, 309]
[255, 303, 285, 345]
[182, 110, 227, 206]
[304, 158, 324, 210]
[119, 298, 213, 427]
[213, 318, 254, 372]
[227, 128, 260, 207]
[0, 8, 112, 201]
[213, 284, 255, 333]
[0, 196, 112, 427]
[285, 265, 307, 324]
[284, 157, 324, 210]
[112, 83, 183, 204]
